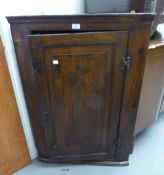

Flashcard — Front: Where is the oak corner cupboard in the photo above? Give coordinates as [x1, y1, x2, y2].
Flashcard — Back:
[7, 14, 154, 165]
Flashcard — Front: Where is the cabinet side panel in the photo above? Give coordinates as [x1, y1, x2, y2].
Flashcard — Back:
[115, 23, 152, 161]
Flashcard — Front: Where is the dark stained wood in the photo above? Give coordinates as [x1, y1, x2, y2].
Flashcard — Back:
[7, 14, 154, 164]
[115, 24, 152, 161]
[29, 31, 128, 161]
[7, 14, 154, 24]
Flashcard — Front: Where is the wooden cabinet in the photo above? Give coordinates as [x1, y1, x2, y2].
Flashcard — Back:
[7, 14, 154, 164]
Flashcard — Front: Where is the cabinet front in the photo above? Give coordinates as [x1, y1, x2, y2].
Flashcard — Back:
[29, 31, 128, 162]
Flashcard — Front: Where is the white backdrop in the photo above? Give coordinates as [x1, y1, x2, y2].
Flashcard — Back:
[0, 0, 85, 159]
[0, 0, 85, 16]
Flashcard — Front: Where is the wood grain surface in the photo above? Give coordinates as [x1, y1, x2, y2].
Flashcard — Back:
[134, 45, 164, 135]
[0, 36, 31, 175]
[7, 14, 154, 163]
[29, 31, 128, 162]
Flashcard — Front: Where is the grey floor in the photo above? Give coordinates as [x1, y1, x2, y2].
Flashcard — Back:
[13, 112, 164, 175]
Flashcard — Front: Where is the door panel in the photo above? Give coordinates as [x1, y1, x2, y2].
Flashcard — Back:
[44, 46, 112, 156]
[29, 31, 128, 161]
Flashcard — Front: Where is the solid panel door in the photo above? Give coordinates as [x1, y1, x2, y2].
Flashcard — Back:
[29, 31, 128, 162]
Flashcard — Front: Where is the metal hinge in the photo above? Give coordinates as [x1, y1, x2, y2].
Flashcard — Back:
[121, 56, 132, 72]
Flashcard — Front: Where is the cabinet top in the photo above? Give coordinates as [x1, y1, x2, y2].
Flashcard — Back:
[7, 13, 155, 24]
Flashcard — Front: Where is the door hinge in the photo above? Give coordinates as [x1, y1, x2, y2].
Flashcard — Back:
[121, 56, 132, 72]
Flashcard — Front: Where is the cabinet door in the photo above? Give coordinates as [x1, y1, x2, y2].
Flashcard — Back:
[29, 31, 128, 162]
